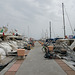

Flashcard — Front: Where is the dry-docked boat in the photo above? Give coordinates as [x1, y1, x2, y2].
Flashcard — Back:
[54, 39, 75, 61]
[0, 33, 24, 71]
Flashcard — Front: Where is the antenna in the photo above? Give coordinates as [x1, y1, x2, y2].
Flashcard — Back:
[28, 26, 29, 38]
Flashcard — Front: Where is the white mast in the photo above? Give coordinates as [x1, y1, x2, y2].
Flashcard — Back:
[62, 3, 66, 38]
[49, 21, 51, 39]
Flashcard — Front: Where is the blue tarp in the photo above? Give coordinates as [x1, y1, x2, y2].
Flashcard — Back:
[73, 36, 75, 38]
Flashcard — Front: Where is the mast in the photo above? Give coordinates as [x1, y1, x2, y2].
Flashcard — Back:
[49, 21, 51, 39]
[62, 3, 66, 38]
[28, 26, 29, 38]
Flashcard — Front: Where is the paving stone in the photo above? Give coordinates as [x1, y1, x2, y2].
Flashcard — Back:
[65, 71, 75, 75]
[55, 59, 65, 64]
[8, 64, 21, 71]
[55, 59, 62, 62]
[4, 71, 16, 75]
[15, 60, 24, 64]
[56, 61, 65, 64]
[59, 63, 68, 67]
[61, 66, 72, 71]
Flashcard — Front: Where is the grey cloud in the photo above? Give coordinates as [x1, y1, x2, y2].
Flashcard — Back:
[0, 0, 75, 39]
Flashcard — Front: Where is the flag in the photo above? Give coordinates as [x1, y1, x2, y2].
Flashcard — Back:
[15, 29, 17, 32]
[3, 32, 4, 36]
[0, 29, 3, 33]
[13, 33, 15, 35]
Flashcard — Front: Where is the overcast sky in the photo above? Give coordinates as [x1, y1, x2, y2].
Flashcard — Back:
[0, 0, 75, 39]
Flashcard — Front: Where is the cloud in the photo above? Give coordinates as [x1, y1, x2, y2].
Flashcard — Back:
[0, 0, 75, 39]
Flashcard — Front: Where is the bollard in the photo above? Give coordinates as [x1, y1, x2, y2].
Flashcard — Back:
[17, 49, 25, 59]
[48, 46, 53, 51]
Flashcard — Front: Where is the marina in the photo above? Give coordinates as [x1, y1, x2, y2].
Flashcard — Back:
[0, 42, 75, 75]
[0, 0, 75, 75]
[0, 28, 75, 75]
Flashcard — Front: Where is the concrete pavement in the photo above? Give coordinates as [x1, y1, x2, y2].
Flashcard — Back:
[15, 42, 67, 75]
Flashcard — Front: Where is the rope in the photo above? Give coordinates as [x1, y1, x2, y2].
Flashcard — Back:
[65, 8, 74, 35]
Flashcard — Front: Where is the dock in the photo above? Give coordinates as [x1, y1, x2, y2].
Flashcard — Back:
[0, 57, 15, 71]
[1, 42, 75, 75]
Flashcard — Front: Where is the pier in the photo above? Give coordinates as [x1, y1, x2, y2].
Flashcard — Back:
[0, 42, 74, 75]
